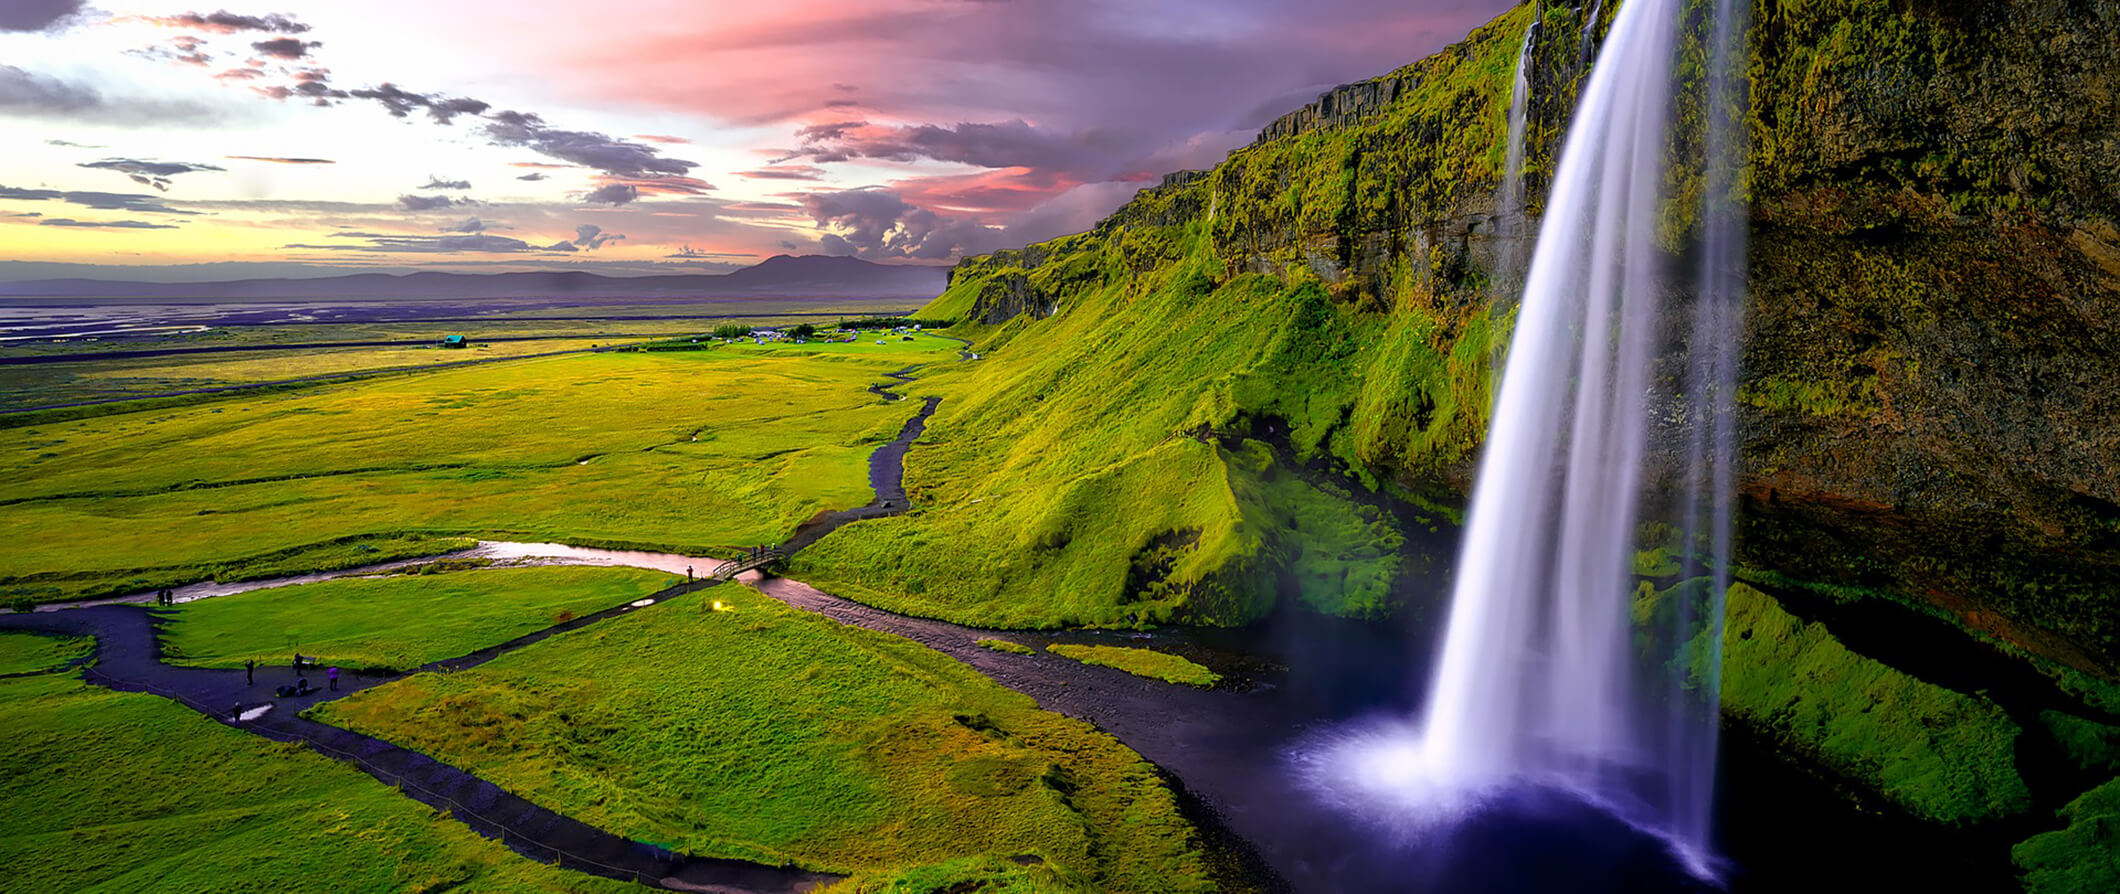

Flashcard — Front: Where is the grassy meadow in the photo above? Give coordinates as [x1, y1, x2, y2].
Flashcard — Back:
[0, 341, 954, 605]
[162, 565, 675, 671]
[315, 586, 1211, 891]
[0, 672, 630, 894]
[0, 631, 89, 675]
[1046, 643, 1221, 688]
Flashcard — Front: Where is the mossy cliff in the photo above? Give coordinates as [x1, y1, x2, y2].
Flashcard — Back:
[810, 0, 2120, 680]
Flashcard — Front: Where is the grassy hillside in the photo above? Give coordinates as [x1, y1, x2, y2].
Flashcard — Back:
[804, 0, 2120, 683]
[788, 6, 1544, 628]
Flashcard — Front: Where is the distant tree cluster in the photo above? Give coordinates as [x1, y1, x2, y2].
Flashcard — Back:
[788, 323, 817, 338]
[711, 323, 751, 339]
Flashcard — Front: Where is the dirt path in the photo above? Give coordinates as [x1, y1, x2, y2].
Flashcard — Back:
[0, 587, 838, 894]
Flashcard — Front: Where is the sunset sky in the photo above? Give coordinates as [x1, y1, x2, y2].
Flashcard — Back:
[1, 0, 1508, 281]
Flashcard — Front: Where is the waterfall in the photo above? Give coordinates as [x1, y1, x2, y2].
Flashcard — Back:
[1489, 11, 1539, 387]
[1304, 0, 1749, 877]
[1577, 0, 1605, 67]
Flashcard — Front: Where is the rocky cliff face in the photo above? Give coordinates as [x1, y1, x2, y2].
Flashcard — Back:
[926, 0, 2120, 673]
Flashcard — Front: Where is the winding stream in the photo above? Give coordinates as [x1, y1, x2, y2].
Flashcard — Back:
[5, 357, 2026, 892]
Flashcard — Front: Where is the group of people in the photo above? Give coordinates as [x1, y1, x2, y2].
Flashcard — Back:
[152, 588, 177, 606]
[254, 653, 340, 698]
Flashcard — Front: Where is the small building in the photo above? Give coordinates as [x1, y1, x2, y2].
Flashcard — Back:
[439, 335, 468, 348]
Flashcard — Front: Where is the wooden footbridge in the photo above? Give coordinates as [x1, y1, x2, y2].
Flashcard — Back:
[708, 547, 785, 581]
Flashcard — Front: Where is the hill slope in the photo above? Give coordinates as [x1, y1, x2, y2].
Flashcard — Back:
[796, 0, 2120, 685]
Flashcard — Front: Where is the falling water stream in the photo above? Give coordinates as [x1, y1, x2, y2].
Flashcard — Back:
[1489, 10, 1539, 387]
[1307, 0, 1747, 880]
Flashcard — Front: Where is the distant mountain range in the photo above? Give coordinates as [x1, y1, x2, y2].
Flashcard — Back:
[0, 255, 949, 301]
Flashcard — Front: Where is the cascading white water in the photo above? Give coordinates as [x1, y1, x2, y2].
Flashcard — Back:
[1420, 0, 1683, 791]
[1304, 0, 1748, 877]
[1494, 10, 1538, 272]
[1488, 11, 1539, 389]
[1577, 0, 1606, 67]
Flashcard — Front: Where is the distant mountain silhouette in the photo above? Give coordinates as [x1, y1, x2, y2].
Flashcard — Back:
[0, 255, 948, 301]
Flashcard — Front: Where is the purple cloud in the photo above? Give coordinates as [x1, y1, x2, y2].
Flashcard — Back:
[580, 183, 638, 206]
[396, 194, 472, 211]
[40, 218, 180, 229]
[486, 110, 697, 179]
[250, 38, 320, 60]
[0, 0, 85, 32]
[800, 186, 1001, 260]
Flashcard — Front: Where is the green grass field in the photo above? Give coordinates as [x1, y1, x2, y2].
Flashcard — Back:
[0, 672, 630, 894]
[315, 586, 1210, 891]
[727, 331, 963, 357]
[1046, 643, 1221, 687]
[2013, 777, 2120, 894]
[0, 631, 89, 675]
[0, 344, 954, 604]
[976, 638, 1040, 656]
[1700, 583, 2030, 824]
[787, 263, 1433, 630]
[162, 565, 675, 671]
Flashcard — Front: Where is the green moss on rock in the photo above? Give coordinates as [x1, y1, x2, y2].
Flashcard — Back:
[1708, 583, 2030, 824]
[2013, 778, 2120, 894]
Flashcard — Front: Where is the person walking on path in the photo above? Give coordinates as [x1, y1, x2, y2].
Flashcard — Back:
[327, 666, 339, 691]
[687, 565, 694, 581]
[244, 658, 255, 686]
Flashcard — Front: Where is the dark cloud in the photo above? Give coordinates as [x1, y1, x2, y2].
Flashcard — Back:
[136, 11, 311, 34]
[421, 176, 472, 190]
[396, 194, 472, 211]
[45, 139, 104, 148]
[0, 0, 86, 32]
[573, 224, 624, 250]
[225, 156, 334, 164]
[799, 186, 1002, 260]
[786, 118, 1136, 180]
[580, 183, 638, 206]
[439, 218, 504, 233]
[78, 158, 226, 191]
[7, 212, 45, 217]
[350, 83, 489, 123]
[286, 233, 546, 254]
[1, 65, 221, 123]
[40, 218, 180, 229]
[593, 175, 714, 197]
[0, 185, 198, 215]
[516, 172, 549, 181]
[543, 240, 580, 252]
[250, 38, 320, 60]
[485, 110, 698, 178]
[737, 166, 825, 181]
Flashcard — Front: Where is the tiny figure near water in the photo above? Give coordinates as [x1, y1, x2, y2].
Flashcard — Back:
[244, 658, 255, 685]
[327, 666, 339, 691]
